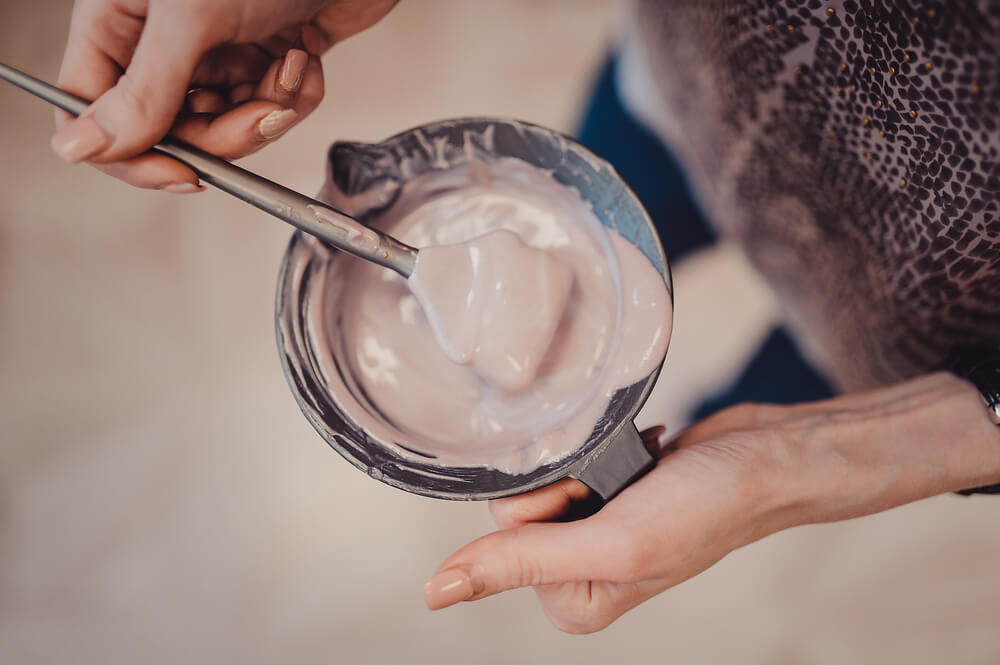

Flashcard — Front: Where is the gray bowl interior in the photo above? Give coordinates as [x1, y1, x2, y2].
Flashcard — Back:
[275, 117, 672, 500]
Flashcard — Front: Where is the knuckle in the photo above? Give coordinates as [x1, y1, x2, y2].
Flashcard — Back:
[547, 605, 617, 635]
[116, 75, 152, 120]
[512, 550, 543, 588]
[299, 85, 324, 108]
[727, 401, 760, 423]
[723, 401, 780, 429]
[502, 525, 545, 587]
[99, 77, 170, 153]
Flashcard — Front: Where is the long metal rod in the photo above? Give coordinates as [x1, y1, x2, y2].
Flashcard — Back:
[0, 61, 418, 277]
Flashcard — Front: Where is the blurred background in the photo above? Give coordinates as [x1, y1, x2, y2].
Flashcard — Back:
[1, 1, 998, 663]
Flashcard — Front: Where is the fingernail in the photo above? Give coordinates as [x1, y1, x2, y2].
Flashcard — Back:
[161, 183, 205, 194]
[257, 108, 297, 140]
[279, 49, 308, 92]
[424, 569, 474, 610]
[50, 116, 111, 163]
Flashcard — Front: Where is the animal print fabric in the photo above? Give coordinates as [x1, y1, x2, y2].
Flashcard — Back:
[632, 0, 1000, 391]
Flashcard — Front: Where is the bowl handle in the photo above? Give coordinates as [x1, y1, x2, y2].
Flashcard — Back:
[560, 424, 655, 521]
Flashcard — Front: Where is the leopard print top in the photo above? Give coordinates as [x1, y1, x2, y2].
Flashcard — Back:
[633, 0, 999, 391]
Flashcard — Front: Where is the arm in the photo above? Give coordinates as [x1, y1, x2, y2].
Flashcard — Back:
[424, 372, 1000, 633]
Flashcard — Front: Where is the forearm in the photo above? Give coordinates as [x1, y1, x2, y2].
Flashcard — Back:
[774, 372, 1000, 528]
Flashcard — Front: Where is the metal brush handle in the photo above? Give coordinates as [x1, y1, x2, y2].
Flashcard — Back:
[0, 61, 418, 277]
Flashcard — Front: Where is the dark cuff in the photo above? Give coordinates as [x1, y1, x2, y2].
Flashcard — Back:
[946, 344, 1000, 496]
[957, 484, 1000, 495]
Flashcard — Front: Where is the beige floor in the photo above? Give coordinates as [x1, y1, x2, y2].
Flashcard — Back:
[1, 2, 998, 664]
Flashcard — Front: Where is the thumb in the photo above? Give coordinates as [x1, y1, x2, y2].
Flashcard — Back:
[424, 521, 617, 610]
[53, 6, 211, 164]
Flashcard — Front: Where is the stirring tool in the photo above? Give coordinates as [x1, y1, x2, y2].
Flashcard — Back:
[0, 61, 418, 277]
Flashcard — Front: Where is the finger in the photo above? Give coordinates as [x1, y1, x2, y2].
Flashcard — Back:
[53, 15, 200, 191]
[83, 55, 316, 186]
[241, 49, 300, 108]
[53, 27, 200, 190]
[256, 28, 301, 58]
[189, 44, 272, 90]
[489, 426, 668, 529]
[290, 55, 325, 115]
[185, 89, 230, 115]
[424, 521, 619, 610]
[488, 478, 591, 529]
[92, 152, 204, 193]
[169, 56, 321, 161]
[263, 53, 324, 117]
[188, 45, 310, 109]
[171, 102, 298, 159]
[53, 6, 136, 153]
[253, 49, 308, 109]
[309, 0, 400, 47]
[275, 49, 310, 106]
[300, 23, 329, 56]
[640, 425, 667, 454]
[53, 6, 212, 165]
[229, 82, 258, 106]
[55, 4, 141, 112]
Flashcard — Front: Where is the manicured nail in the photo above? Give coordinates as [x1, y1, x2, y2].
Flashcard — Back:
[279, 49, 308, 92]
[257, 108, 297, 140]
[50, 116, 111, 163]
[161, 183, 205, 194]
[424, 569, 474, 610]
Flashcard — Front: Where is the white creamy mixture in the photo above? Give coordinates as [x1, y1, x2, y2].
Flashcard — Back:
[317, 158, 671, 473]
[408, 229, 574, 392]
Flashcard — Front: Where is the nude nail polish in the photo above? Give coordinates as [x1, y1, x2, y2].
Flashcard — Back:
[279, 49, 308, 92]
[161, 183, 205, 194]
[424, 569, 474, 609]
[50, 116, 110, 163]
[257, 109, 297, 140]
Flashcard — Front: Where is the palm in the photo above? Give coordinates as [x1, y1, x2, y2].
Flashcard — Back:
[532, 430, 772, 632]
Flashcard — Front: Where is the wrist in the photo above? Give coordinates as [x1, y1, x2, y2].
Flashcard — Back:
[766, 373, 1000, 528]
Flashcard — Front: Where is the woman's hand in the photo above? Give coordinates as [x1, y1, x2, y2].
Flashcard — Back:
[424, 373, 1000, 633]
[51, 0, 397, 191]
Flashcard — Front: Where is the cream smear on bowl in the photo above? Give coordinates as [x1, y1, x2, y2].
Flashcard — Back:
[310, 158, 671, 474]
